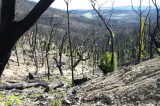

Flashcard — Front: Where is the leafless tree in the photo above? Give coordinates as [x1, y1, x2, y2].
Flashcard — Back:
[53, 32, 67, 76]
[64, 0, 75, 85]
[149, 0, 160, 58]
[131, 0, 151, 63]
[91, 0, 115, 68]
[45, 19, 59, 79]
[32, 23, 39, 74]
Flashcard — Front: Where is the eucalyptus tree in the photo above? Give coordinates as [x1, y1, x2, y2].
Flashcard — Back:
[90, 0, 116, 70]
[131, 0, 151, 63]
[64, 0, 75, 85]
[149, 0, 160, 58]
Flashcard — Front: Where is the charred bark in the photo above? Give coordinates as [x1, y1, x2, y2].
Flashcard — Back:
[0, 0, 55, 76]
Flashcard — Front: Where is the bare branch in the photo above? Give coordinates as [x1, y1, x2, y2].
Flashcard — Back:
[145, 0, 151, 23]
[108, 0, 115, 24]
[131, 0, 139, 15]
[18, 0, 55, 34]
[73, 52, 90, 69]
[151, 0, 160, 35]
[64, 0, 72, 5]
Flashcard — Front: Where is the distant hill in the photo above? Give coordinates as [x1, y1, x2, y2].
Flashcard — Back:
[3, 0, 93, 44]
[15, 0, 67, 20]
[110, 5, 153, 10]
[15, 0, 156, 33]
[71, 6, 156, 24]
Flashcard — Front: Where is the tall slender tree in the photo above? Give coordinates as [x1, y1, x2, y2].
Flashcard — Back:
[149, 0, 160, 58]
[91, 0, 115, 69]
[64, 0, 75, 85]
[131, 0, 150, 63]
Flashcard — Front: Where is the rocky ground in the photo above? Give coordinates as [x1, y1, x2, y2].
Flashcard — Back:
[0, 47, 92, 106]
[65, 58, 160, 105]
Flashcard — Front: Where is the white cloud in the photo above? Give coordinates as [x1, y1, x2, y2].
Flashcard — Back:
[30, 0, 160, 10]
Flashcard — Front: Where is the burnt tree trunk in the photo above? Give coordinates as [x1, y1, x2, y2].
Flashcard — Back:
[0, 0, 55, 77]
[150, 37, 154, 59]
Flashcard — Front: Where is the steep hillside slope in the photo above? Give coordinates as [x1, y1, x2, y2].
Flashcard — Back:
[66, 58, 160, 105]
[15, 0, 94, 31]
[14, 0, 95, 47]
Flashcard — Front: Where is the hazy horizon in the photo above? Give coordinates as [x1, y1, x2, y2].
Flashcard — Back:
[30, 0, 159, 10]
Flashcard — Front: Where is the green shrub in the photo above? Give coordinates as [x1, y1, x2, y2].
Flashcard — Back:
[99, 52, 117, 74]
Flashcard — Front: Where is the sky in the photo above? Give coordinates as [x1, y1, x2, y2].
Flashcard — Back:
[31, 0, 160, 10]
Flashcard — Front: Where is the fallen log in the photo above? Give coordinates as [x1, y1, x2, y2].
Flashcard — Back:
[0, 82, 49, 90]
[0, 81, 64, 91]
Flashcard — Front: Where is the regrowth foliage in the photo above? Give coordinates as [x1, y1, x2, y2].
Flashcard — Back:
[99, 52, 117, 74]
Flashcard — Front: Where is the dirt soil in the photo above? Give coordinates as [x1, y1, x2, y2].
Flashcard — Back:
[1, 48, 160, 106]
[66, 58, 160, 105]
[0, 47, 93, 106]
